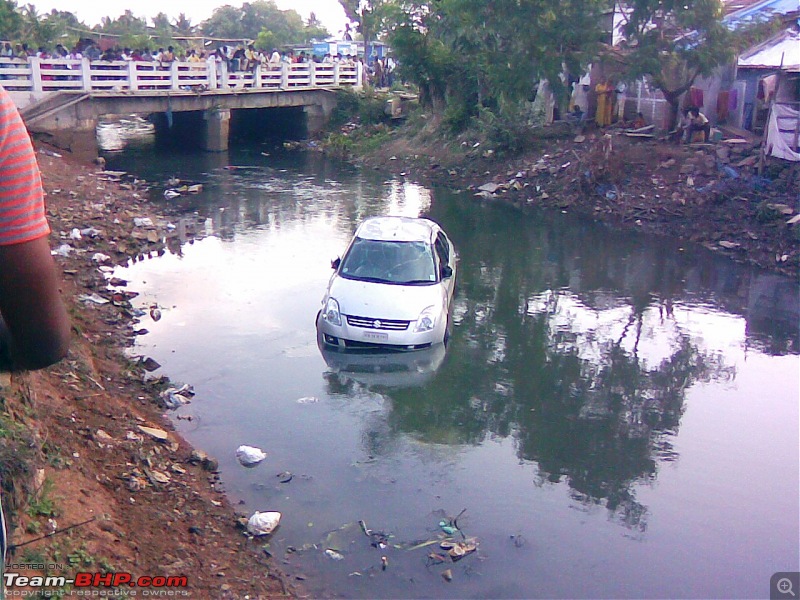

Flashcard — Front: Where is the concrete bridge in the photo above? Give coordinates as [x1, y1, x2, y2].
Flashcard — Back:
[1, 57, 363, 152]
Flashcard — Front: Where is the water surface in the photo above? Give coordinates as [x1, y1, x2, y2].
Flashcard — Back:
[108, 143, 799, 599]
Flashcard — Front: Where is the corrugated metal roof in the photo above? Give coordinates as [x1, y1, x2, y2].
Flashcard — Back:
[723, 0, 799, 24]
[738, 27, 800, 68]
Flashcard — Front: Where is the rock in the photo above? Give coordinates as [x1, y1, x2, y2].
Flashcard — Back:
[139, 357, 161, 372]
[146, 469, 171, 485]
[138, 426, 169, 442]
[189, 450, 219, 472]
[95, 429, 114, 441]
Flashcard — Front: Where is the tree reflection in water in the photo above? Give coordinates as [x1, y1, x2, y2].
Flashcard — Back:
[323, 199, 791, 533]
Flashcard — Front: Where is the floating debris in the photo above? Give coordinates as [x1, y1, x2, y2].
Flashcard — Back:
[440, 538, 478, 561]
[296, 396, 319, 404]
[325, 548, 345, 561]
[236, 445, 267, 467]
[247, 511, 281, 536]
[78, 293, 109, 305]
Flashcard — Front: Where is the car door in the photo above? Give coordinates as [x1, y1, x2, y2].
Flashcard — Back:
[434, 230, 456, 304]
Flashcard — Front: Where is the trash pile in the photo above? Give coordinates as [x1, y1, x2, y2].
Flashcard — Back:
[463, 129, 799, 274]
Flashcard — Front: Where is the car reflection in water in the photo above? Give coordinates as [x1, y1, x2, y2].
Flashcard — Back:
[318, 332, 447, 389]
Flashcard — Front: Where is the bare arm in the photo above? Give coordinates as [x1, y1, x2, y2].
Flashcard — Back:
[0, 235, 70, 370]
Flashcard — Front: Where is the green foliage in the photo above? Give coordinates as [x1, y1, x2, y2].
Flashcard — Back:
[21, 547, 45, 564]
[96, 10, 148, 36]
[358, 94, 388, 124]
[329, 89, 363, 129]
[119, 34, 153, 51]
[385, 0, 604, 144]
[442, 102, 473, 134]
[200, 0, 323, 46]
[329, 89, 388, 129]
[324, 132, 355, 157]
[473, 106, 534, 157]
[304, 12, 329, 41]
[26, 477, 58, 518]
[0, 0, 23, 40]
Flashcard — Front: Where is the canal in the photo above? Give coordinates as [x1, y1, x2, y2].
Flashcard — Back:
[104, 128, 799, 599]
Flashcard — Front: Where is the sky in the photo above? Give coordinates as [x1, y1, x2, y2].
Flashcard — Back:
[31, 0, 351, 38]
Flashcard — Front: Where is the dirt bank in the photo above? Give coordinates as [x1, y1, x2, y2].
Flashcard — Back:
[1, 148, 297, 598]
[349, 119, 799, 279]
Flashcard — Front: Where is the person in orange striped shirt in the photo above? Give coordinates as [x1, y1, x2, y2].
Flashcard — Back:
[0, 85, 70, 371]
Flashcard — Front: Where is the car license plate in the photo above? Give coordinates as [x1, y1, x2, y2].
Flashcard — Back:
[363, 331, 389, 341]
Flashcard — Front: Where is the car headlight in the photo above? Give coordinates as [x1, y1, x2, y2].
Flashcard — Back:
[414, 305, 437, 333]
[323, 297, 342, 326]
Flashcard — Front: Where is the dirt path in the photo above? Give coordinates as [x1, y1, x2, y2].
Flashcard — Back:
[1, 148, 298, 598]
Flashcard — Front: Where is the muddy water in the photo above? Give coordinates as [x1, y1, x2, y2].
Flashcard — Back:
[107, 142, 799, 599]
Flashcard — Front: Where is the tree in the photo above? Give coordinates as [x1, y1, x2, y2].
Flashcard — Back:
[95, 10, 148, 36]
[201, 1, 312, 45]
[386, 0, 605, 123]
[200, 5, 245, 40]
[150, 12, 175, 48]
[173, 13, 196, 37]
[616, 0, 735, 128]
[0, 0, 22, 41]
[305, 12, 329, 41]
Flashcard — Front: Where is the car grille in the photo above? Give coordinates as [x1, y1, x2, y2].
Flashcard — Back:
[345, 315, 410, 330]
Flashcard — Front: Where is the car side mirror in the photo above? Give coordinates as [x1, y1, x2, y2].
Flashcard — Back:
[331, 257, 341, 270]
[441, 265, 453, 278]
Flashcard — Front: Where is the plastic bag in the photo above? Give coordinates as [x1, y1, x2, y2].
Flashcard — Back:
[236, 445, 267, 467]
[247, 511, 281, 536]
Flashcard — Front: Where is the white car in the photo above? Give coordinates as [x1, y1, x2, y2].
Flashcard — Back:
[317, 216, 457, 350]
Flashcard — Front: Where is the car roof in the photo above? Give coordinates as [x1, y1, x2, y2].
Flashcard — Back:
[355, 216, 438, 243]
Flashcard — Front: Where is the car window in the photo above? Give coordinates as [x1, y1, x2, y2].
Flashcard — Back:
[340, 238, 436, 284]
[434, 232, 450, 271]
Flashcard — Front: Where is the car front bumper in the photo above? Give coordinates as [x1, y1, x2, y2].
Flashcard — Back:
[316, 311, 444, 350]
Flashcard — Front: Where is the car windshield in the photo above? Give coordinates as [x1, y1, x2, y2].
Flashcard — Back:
[339, 238, 437, 284]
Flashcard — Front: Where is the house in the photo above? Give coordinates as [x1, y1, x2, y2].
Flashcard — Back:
[615, 0, 800, 144]
[736, 26, 800, 160]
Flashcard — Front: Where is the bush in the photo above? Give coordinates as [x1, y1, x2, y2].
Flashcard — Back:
[473, 106, 534, 156]
[329, 89, 389, 131]
[443, 102, 473, 134]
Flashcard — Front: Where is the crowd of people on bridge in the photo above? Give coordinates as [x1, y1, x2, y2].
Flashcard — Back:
[0, 38, 362, 71]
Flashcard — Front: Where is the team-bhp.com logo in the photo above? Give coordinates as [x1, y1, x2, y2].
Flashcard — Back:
[4, 572, 189, 596]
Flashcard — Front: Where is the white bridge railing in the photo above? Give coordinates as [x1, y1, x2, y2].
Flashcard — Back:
[0, 57, 362, 94]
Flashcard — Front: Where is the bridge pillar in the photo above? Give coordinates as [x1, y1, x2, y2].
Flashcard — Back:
[304, 95, 337, 135]
[203, 108, 231, 152]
